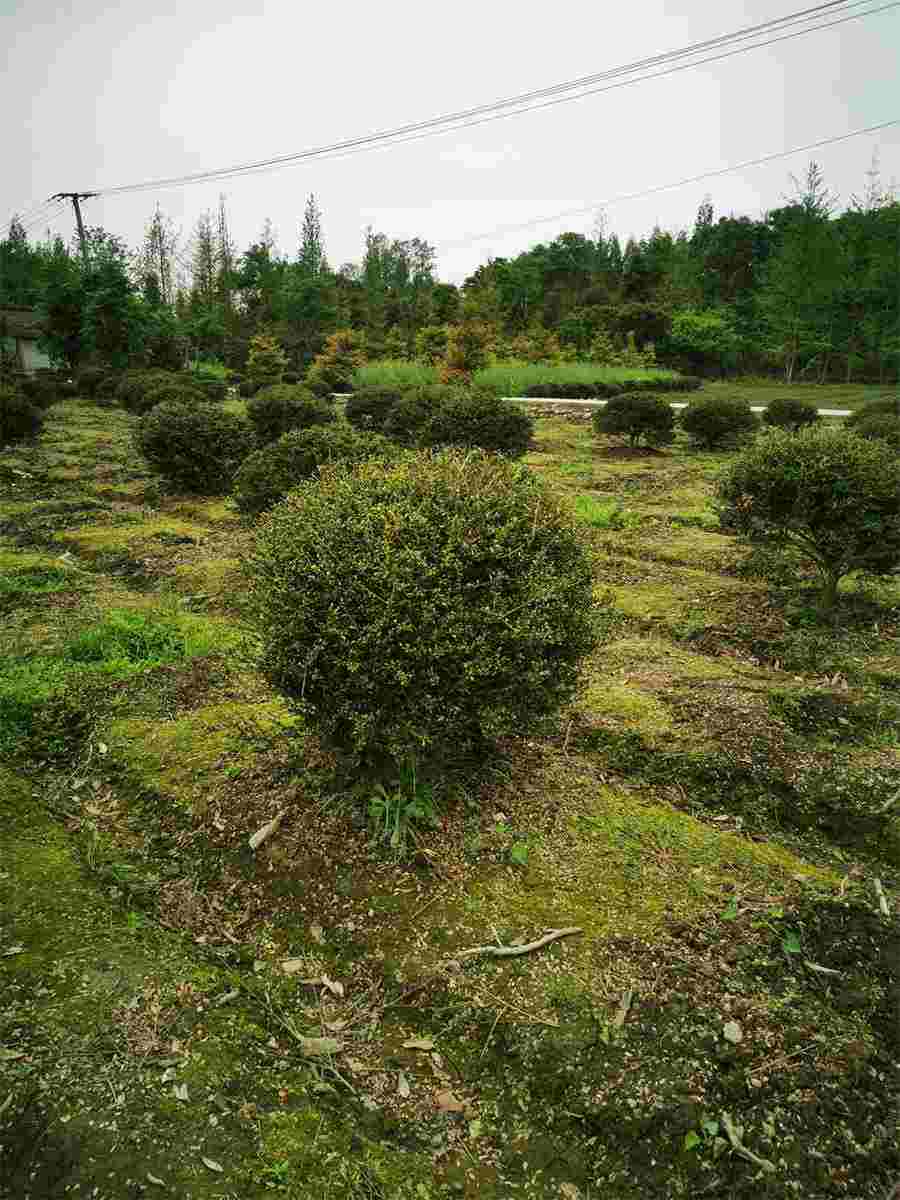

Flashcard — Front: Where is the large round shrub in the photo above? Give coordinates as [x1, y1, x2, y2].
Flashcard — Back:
[848, 413, 900, 451]
[344, 386, 404, 433]
[246, 384, 334, 446]
[680, 394, 759, 449]
[762, 395, 820, 431]
[716, 426, 900, 610]
[238, 379, 259, 399]
[232, 423, 402, 517]
[189, 375, 228, 403]
[19, 375, 62, 409]
[142, 377, 207, 411]
[116, 370, 180, 414]
[847, 397, 900, 427]
[416, 390, 534, 458]
[76, 366, 108, 398]
[592, 392, 675, 447]
[95, 373, 124, 405]
[382, 385, 461, 447]
[134, 401, 255, 494]
[243, 448, 603, 778]
[0, 383, 44, 445]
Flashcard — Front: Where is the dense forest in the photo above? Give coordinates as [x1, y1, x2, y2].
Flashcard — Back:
[1, 159, 898, 383]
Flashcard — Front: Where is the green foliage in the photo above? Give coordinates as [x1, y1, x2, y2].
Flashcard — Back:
[570, 495, 643, 530]
[762, 395, 821, 431]
[382, 385, 456, 447]
[186, 362, 229, 402]
[19, 375, 63, 409]
[243, 447, 603, 780]
[141, 376, 208, 412]
[344, 386, 404, 433]
[75, 366, 108, 397]
[415, 389, 535, 458]
[847, 412, 900, 450]
[115, 369, 180, 414]
[64, 608, 192, 670]
[246, 383, 334, 445]
[247, 332, 288, 388]
[352, 361, 438, 391]
[680, 394, 759, 449]
[134, 400, 255, 494]
[592, 392, 676, 447]
[473, 361, 698, 398]
[306, 329, 367, 396]
[232, 423, 400, 516]
[368, 755, 440, 855]
[238, 379, 260, 398]
[441, 320, 492, 380]
[662, 308, 740, 374]
[415, 326, 449, 364]
[846, 396, 900, 428]
[716, 425, 900, 609]
[0, 382, 43, 445]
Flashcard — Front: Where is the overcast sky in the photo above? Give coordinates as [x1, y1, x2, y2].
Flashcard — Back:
[2, 0, 898, 284]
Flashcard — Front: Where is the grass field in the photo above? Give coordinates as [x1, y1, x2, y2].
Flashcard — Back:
[2, 394, 899, 1198]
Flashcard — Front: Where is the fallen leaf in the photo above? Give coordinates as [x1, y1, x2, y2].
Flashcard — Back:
[723, 1021, 743, 1045]
[435, 1089, 465, 1113]
[1, 946, 24, 956]
[296, 1037, 342, 1057]
[397, 1071, 411, 1098]
[346, 1058, 368, 1074]
[324, 1020, 347, 1032]
[321, 974, 344, 998]
[173, 1083, 189, 1101]
[403, 1039, 435, 1051]
[97, 742, 108, 755]
[310, 923, 325, 945]
[201, 1157, 223, 1173]
[0, 1048, 25, 1060]
[146, 1174, 166, 1187]
[161, 1067, 177, 1083]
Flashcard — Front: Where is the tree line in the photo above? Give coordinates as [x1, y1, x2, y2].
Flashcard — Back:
[1, 158, 897, 382]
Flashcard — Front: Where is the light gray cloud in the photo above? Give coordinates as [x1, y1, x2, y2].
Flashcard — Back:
[2, 0, 897, 284]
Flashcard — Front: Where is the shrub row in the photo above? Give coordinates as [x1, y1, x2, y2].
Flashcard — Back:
[522, 375, 703, 400]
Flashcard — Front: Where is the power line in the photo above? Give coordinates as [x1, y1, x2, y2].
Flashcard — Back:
[437, 117, 900, 250]
[73, 0, 897, 198]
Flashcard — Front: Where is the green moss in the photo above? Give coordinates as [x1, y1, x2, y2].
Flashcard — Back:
[579, 680, 674, 740]
[60, 516, 208, 556]
[107, 699, 300, 807]
[467, 783, 833, 952]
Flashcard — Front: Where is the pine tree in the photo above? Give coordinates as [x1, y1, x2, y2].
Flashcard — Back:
[298, 194, 327, 277]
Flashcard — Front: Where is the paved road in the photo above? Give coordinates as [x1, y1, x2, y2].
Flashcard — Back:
[502, 397, 853, 417]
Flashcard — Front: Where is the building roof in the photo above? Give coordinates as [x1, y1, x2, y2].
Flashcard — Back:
[0, 307, 45, 339]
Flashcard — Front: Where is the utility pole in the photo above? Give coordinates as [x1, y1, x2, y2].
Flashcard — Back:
[51, 192, 97, 261]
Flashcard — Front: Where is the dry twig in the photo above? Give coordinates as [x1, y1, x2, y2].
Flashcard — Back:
[455, 927, 582, 960]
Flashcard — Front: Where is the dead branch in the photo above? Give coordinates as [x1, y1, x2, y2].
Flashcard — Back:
[612, 988, 634, 1029]
[249, 809, 286, 852]
[455, 927, 582, 960]
[874, 878, 891, 917]
[721, 1111, 776, 1174]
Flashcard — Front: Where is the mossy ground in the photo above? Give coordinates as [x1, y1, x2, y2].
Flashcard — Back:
[1, 392, 898, 1198]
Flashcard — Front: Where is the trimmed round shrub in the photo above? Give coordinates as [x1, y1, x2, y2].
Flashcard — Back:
[716, 425, 900, 610]
[116, 370, 180, 414]
[96, 372, 124, 405]
[246, 384, 334, 446]
[680, 394, 759, 449]
[592, 392, 675, 447]
[523, 381, 603, 400]
[189, 375, 228, 403]
[19, 376, 61, 409]
[848, 413, 900, 450]
[416, 390, 534, 458]
[242, 447, 603, 779]
[142, 378, 207, 412]
[847, 397, 900, 426]
[0, 383, 44, 445]
[134, 401, 255, 494]
[76, 366, 108, 398]
[382, 385, 461, 447]
[232, 423, 402, 517]
[238, 379, 260, 399]
[762, 395, 820, 431]
[344, 386, 404, 433]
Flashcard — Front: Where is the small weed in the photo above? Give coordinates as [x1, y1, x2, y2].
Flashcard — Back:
[684, 1117, 727, 1158]
[572, 494, 643, 530]
[367, 755, 440, 855]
